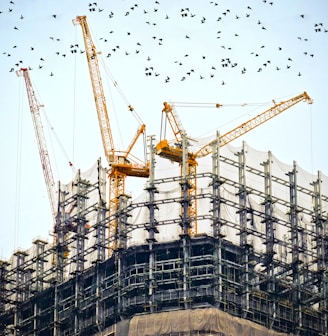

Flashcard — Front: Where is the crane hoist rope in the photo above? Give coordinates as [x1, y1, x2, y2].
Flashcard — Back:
[98, 56, 147, 162]
[168, 102, 263, 108]
[42, 108, 76, 172]
[98, 57, 145, 125]
[156, 91, 313, 236]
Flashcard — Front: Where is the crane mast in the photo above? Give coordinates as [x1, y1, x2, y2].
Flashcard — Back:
[73, 15, 149, 253]
[156, 92, 313, 236]
[16, 68, 57, 218]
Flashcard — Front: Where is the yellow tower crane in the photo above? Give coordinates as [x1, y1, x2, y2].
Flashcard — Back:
[73, 15, 149, 252]
[156, 92, 313, 236]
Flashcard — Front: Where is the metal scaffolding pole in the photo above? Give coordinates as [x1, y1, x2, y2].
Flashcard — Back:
[33, 239, 47, 292]
[211, 132, 224, 306]
[54, 182, 69, 336]
[0, 261, 9, 313]
[262, 151, 277, 327]
[312, 171, 328, 335]
[55, 184, 68, 284]
[73, 174, 90, 335]
[13, 250, 28, 336]
[288, 161, 303, 332]
[116, 194, 129, 315]
[237, 142, 251, 317]
[145, 135, 158, 313]
[32, 239, 47, 336]
[180, 133, 191, 309]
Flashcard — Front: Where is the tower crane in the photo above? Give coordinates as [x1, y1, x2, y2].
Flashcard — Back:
[17, 68, 76, 263]
[16, 68, 57, 219]
[73, 15, 149, 252]
[156, 92, 313, 236]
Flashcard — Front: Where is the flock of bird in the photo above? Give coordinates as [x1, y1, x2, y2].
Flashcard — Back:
[1, 0, 327, 86]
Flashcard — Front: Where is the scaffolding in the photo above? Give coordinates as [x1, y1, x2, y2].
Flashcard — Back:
[0, 140, 327, 336]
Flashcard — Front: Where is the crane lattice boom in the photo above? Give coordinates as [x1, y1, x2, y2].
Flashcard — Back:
[73, 15, 114, 162]
[16, 68, 57, 217]
[195, 91, 313, 158]
[162, 102, 186, 141]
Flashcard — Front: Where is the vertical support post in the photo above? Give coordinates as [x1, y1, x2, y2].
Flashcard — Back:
[13, 250, 28, 336]
[33, 239, 47, 292]
[262, 151, 276, 327]
[95, 158, 107, 263]
[32, 239, 47, 336]
[287, 161, 302, 332]
[0, 261, 10, 313]
[116, 194, 129, 315]
[236, 142, 251, 317]
[95, 204, 107, 263]
[54, 181, 68, 336]
[211, 132, 222, 239]
[179, 132, 191, 309]
[145, 136, 158, 313]
[14, 250, 28, 303]
[73, 175, 89, 335]
[311, 171, 328, 334]
[55, 183, 67, 284]
[94, 261, 104, 332]
[33, 296, 39, 336]
[53, 282, 59, 336]
[94, 158, 107, 331]
[73, 175, 89, 275]
[211, 132, 224, 306]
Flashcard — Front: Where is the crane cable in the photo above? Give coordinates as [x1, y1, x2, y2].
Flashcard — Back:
[308, 103, 314, 175]
[99, 56, 148, 160]
[197, 102, 272, 138]
[71, 27, 78, 175]
[99, 57, 144, 125]
[14, 80, 24, 252]
[87, 23, 145, 125]
[86, 23, 147, 162]
[170, 101, 279, 108]
[31, 77, 76, 176]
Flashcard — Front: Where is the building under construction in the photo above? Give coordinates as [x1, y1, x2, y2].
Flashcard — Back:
[0, 137, 327, 335]
[1, 15, 327, 336]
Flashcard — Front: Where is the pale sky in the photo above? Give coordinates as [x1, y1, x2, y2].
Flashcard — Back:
[0, 0, 327, 259]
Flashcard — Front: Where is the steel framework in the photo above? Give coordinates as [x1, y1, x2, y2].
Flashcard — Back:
[0, 141, 327, 336]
